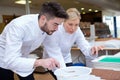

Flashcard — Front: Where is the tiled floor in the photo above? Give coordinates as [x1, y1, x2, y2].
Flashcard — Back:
[14, 73, 54, 80]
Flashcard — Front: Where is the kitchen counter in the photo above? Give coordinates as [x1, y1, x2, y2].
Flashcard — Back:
[71, 47, 80, 50]
[95, 38, 120, 41]
[91, 68, 120, 80]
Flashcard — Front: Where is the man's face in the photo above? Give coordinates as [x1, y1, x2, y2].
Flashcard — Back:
[41, 17, 64, 35]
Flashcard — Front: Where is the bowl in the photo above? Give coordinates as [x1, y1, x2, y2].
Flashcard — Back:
[54, 66, 92, 80]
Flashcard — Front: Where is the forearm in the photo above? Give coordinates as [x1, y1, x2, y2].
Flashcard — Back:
[34, 59, 42, 68]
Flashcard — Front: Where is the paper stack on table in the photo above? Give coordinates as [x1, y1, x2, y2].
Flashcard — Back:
[92, 55, 120, 71]
[114, 52, 120, 57]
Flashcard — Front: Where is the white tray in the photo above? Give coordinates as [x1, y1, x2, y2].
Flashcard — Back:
[92, 55, 120, 71]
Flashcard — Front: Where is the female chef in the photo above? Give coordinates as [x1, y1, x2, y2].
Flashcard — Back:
[43, 8, 103, 80]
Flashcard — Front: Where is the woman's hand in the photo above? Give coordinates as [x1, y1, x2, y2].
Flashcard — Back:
[91, 45, 104, 55]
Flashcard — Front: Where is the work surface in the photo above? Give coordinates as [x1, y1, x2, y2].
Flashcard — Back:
[14, 68, 120, 80]
[34, 68, 120, 80]
[91, 68, 120, 80]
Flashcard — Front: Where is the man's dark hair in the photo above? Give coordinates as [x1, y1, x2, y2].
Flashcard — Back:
[38, 2, 68, 20]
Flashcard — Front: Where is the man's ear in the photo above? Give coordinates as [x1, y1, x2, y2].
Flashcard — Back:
[40, 15, 46, 25]
[42, 15, 47, 24]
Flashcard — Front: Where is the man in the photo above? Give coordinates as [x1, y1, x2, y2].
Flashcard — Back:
[0, 2, 68, 80]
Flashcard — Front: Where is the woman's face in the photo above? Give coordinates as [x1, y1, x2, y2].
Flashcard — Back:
[63, 18, 80, 34]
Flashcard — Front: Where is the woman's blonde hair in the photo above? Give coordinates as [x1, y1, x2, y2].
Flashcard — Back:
[66, 8, 81, 20]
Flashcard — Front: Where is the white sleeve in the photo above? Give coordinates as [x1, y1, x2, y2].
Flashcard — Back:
[4, 23, 36, 77]
[75, 28, 97, 59]
[43, 34, 66, 68]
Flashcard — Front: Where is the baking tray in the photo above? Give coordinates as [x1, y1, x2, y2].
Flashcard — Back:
[92, 55, 120, 71]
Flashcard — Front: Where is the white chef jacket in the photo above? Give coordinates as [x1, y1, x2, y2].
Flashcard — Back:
[43, 23, 96, 68]
[0, 14, 47, 77]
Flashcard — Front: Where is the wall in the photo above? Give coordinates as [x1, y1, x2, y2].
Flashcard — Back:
[0, 5, 40, 23]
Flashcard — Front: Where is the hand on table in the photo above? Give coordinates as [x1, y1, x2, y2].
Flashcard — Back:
[91, 45, 104, 55]
[34, 58, 60, 70]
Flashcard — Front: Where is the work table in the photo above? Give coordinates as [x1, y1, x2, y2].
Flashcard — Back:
[91, 68, 120, 80]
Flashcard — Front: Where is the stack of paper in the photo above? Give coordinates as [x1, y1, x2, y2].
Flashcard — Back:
[92, 56, 120, 71]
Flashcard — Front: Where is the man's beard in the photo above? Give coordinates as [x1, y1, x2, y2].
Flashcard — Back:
[41, 23, 56, 35]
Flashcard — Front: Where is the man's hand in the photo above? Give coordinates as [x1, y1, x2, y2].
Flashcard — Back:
[91, 45, 104, 55]
[34, 58, 60, 70]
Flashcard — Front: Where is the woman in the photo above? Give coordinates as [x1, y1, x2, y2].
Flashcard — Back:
[43, 8, 103, 79]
